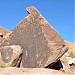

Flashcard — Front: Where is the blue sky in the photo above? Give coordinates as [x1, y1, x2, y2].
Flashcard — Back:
[0, 0, 74, 42]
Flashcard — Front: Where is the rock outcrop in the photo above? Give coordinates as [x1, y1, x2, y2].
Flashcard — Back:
[0, 26, 11, 45]
[0, 6, 75, 75]
[0, 6, 68, 68]
[0, 26, 10, 38]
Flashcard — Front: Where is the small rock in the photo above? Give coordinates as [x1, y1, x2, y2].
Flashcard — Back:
[0, 45, 22, 67]
[66, 57, 75, 65]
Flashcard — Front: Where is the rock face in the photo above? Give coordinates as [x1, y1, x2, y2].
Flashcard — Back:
[0, 6, 68, 68]
[0, 26, 11, 45]
[0, 45, 22, 67]
[0, 26, 11, 39]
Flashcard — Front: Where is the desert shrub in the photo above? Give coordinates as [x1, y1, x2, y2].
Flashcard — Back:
[0, 61, 3, 68]
[68, 50, 75, 58]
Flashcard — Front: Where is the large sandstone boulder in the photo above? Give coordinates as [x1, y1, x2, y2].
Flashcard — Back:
[0, 6, 68, 68]
[0, 45, 22, 67]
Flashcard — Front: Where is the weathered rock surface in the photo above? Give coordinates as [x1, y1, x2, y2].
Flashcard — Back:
[0, 26, 10, 38]
[0, 26, 11, 45]
[0, 6, 68, 68]
[0, 67, 73, 75]
[0, 45, 22, 67]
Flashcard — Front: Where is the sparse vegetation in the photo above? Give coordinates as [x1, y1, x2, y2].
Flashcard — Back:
[68, 50, 75, 58]
[0, 61, 3, 68]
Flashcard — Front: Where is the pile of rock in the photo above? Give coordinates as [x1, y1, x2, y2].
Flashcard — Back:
[0, 6, 74, 75]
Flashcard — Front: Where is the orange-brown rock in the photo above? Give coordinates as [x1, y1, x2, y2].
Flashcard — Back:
[0, 26, 11, 45]
[0, 26, 10, 38]
[0, 6, 68, 68]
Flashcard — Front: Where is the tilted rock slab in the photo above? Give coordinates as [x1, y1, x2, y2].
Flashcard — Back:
[0, 6, 68, 68]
